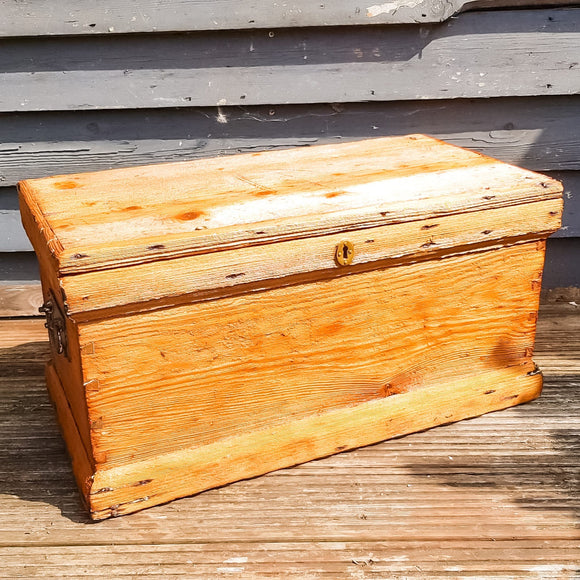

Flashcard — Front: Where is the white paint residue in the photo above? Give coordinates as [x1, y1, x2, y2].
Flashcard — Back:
[224, 557, 248, 564]
[216, 567, 244, 573]
[367, 0, 422, 17]
[207, 163, 504, 228]
[216, 106, 228, 124]
[526, 564, 567, 576]
[60, 162, 525, 248]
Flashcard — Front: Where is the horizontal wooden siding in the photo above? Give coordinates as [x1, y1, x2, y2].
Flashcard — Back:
[0, 6, 579, 315]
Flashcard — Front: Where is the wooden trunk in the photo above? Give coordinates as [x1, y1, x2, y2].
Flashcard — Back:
[18, 135, 563, 520]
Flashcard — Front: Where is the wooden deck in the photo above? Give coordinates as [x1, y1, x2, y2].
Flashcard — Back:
[0, 303, 578, 578]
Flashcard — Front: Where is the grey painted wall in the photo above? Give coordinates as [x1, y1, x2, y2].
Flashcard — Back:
[2, 0, 578, 35]
[1, 9, 579, 111]
[1, 97, 580, 188]
[0, 4, 578, 289]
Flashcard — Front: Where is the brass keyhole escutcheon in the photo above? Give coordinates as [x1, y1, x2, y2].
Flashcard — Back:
[335, 240, 355, 266]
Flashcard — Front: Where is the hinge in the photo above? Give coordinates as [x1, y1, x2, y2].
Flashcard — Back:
[39, 290, 69, 359]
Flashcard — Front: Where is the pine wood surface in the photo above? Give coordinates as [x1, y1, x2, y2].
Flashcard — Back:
[18, 135, 562, 276]
[79, 242, 544, 471]
[17, 135, 564, 520]
[61, 198, 562, 317]
[0, 303, 578, 577]
[32, 238, 553, 520]
[30, 239, 551, 520]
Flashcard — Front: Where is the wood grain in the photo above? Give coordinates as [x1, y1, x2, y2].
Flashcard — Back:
[44, 363, 95, 503]
[2, 0, 578, 35]
[65, 241, 546, 517]
[1, 541, 579, 578]
[18, 135, 563, 275]
[86, 366, 543, 520]
[0, 284, 43, 317]
[1, 9, 579, 111]
[17, 205, 93, 463]
[36, 268, 93, 465]
[3, 174, 575, 256]
[18, 136, 563, 519]
[60, 198, 562, 317]
[0, 303, 578, 575]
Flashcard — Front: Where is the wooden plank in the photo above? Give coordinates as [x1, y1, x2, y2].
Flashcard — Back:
[24, 229, 95, 463]
[0, 284, 43, 317]
[2, 166, 579, 256]
[1, 542, 579, 578]
[0, 303, 577, 577]
[60, 199, 562, 317]
[1, 239, 578, 318]
[18, 135, 563, 275]
[2, 96, 580, 188]
[542, 286, 580, 303]
[1, 0, 579, 36]
[1, 169, 579, 257]
[3, 170, 577, 253]
[44, 364, 95, 503]
[3, 259, 579, 320]
[73, 241, 547, 517]
[0, 253, 40, 316]
[1, 8, 579, 111]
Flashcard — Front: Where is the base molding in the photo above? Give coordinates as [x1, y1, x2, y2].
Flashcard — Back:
[45, 360, 542, 520]
[45, 363, 95, 506]
[6, 282, 578, 317]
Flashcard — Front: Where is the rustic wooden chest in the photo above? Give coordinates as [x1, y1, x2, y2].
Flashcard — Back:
[19, 135, 563, 520]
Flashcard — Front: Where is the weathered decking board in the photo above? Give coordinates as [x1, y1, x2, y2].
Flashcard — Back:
[1, 9, 578, 112]
[0, 303, 578, 577]
[1, 0, 578, 36]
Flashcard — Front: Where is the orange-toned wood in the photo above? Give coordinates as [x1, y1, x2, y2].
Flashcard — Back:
[45, 363, 95, 502]
[30, 269, 93, 467]
[17, 193, 92, 457]
[42, 240, 544, 519]
[86, 365, 542, 520]
[61, 197, 562, 318]
[18, 135, 562, 276]
[17, 135, 563, 520]
[78, 242, 544, 469]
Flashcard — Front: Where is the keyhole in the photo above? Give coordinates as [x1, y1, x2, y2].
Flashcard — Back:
[335, 240, 354, 266]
